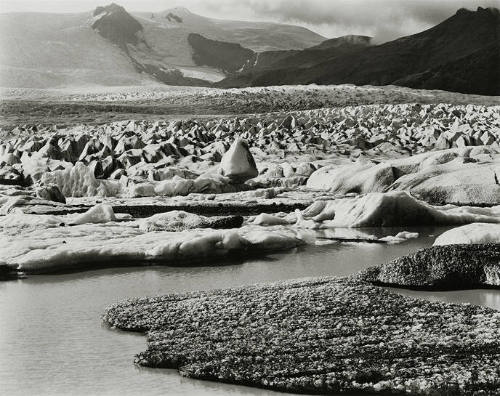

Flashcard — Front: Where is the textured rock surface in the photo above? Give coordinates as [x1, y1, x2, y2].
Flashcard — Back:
[35, 184, 66, 204]
[358, 244, 500, 289]
[103, 277, 500, 395]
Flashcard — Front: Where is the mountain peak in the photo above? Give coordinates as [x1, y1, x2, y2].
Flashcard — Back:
[93, 3, 126, 17]
[171, 6, 191, 14]
[163, 6, 193, 17]
[312, 35, 372, 50]
[478, 6, 500, 16]
[456, 6, 500, 17]
[92, 3, 143, 48]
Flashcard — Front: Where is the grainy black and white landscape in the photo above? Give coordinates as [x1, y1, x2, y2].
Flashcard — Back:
[1, 1, 500, 395]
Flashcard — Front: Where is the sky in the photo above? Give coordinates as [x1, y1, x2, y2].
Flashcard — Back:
[0, 0, 498, 42]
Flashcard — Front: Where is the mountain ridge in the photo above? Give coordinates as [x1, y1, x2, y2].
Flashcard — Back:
[217, 7, 500, 96]
[0, 3, 326, 88]
[0, 4, 498, 95]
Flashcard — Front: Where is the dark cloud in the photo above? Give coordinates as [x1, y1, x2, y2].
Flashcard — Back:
[204, 0, 499, 42]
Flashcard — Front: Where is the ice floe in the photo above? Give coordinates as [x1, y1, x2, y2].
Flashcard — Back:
[302, 192, 500, 227]
[308, 147, 500, 205]
[1, 224, 304, 273]
[434, 223, 500, 245]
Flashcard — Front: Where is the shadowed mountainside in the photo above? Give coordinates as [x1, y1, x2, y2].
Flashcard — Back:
[188, 33, 256, 73]
[188, 33, 373, 76]
[92, 3, 143, 49]
[0, 4, 497, 95]
[219, 7, 500, 96]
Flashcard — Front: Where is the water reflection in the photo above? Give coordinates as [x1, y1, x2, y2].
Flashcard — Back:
[391, 288, 500, 311]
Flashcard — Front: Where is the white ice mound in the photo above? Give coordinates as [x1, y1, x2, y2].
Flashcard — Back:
[434, 223, 500, 245]
[126, 174, 237, 198]
[379, 231, 419, 244]
[306, 192, 500, 227]
[0, 209, 65, 230]
[0, 204, 118, 231]
[71, 204, 116, 225]
[220, 138, 258, 183]
[241, 229, 302, 251]
[152, 176, 194, 197]
[253, 213, 290, 226]
[306, 148, 500, 205]
[41, 162, 121, 197]
[20, 152, 73, 182]
[307, 162, 394, 194]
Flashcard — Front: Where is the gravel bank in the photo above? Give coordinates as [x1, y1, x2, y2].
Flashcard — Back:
[358, 244, 500, 290]
[104, 277, 500, 395]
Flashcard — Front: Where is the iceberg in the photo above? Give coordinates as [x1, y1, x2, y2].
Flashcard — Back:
[305, 192, 500, 227]
[220, 138, 258, 183]
[434, 223, 500, 245]
[1, 220, 305, 273]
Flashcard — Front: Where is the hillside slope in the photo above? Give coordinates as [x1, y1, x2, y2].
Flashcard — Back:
[0, 4, 326, 88]
[220, 7, 500, 96]
[0, 12, 150, 88]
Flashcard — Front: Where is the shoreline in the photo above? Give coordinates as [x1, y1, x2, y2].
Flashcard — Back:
[103, 272, 500, 395]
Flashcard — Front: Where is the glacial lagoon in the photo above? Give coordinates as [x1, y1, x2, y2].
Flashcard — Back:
[2, 233, 499, 396]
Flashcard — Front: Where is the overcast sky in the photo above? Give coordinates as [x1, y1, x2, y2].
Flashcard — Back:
[0, 0, 497, 42]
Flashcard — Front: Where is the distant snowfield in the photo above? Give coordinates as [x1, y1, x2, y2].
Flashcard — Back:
[177, 67, 226, 82]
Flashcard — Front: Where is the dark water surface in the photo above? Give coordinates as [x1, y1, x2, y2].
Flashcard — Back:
[2, 232, 499, 395]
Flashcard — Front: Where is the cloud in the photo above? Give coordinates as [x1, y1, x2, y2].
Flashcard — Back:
[1, 0, 498, 42]
[229, 0, 499, 42]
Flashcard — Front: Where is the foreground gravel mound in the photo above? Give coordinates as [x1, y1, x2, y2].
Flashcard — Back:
[104, 277, 500, 395]
[359, 244, 500, 289]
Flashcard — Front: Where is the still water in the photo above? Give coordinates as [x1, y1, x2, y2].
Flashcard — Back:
[1, 232, 499, 396]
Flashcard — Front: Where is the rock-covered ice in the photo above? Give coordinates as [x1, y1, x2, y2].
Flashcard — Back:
[137, 211, 243, 232]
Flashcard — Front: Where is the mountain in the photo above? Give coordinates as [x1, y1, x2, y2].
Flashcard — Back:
[310, 35, 372, 50]
[187, 32, 373, 78]
[219, 7, 500, 96]
[138, 7, 326, 52]
[90, 4, 210, 87]
[0, 3, 325, 88]
[1, 4, 497, 95]
[92, 3, 143, 49]
[249, 34, 373, 73]
[188, 34, 256, 73]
